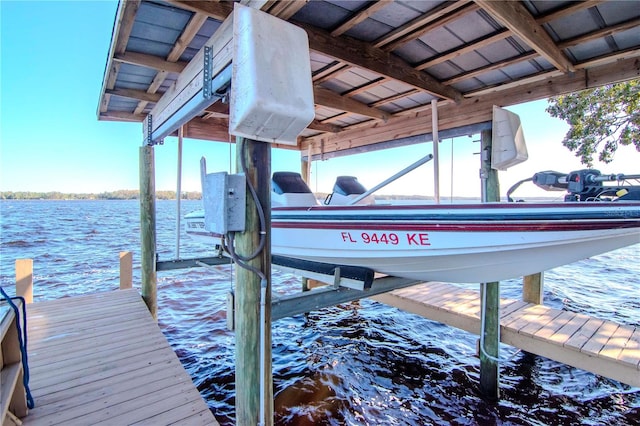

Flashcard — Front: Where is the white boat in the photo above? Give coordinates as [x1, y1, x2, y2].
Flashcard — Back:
[185, 172, 640, 284]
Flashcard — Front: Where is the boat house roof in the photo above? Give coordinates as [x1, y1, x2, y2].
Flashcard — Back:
[97, 0, 640, 158]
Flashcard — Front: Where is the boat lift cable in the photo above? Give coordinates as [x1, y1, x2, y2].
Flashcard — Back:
[0, 286, 35, 409]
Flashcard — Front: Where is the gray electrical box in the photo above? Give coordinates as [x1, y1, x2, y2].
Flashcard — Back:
[201, 171, 246, 234]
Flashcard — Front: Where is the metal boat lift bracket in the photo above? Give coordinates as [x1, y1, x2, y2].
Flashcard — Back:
[156, 254, 422, 320]
[271, 275, 422, 321]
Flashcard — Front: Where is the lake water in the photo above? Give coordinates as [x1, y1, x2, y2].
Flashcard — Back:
[1, 199, 638, 425]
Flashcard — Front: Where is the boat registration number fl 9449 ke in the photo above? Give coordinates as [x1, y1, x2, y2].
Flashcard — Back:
[340, 231, 430, 246]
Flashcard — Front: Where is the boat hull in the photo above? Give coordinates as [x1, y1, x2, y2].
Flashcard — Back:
[186, 203, 640, 283]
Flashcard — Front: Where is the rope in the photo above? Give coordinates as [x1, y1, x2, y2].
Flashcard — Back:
[0, 286, 35, 409]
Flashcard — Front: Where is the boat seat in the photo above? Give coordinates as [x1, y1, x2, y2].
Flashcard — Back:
[325, 176, 375, 205]
[272, 172, 319, 207]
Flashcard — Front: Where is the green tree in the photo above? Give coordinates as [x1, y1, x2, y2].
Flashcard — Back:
[546, 80, 639, 167]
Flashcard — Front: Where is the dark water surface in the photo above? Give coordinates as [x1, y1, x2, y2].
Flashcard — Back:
[1, 200, 639, 425]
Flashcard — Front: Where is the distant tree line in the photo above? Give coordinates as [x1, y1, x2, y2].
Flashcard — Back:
[0, 190, 203, 200]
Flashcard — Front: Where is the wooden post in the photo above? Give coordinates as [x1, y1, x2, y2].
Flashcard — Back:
[140, 145, 158, 320]
[15, 259, 33, 304]
[119, 251, 133, 290]
[235, 137, 273, 425]
[523, 272, 544, 304]
[479, 129, 500, 400]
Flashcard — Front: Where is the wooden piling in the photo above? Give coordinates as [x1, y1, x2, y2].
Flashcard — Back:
[523, 272, 544, 304]
[15, 259, 33, 304]
[119, 251, 133, 290]
[235, 138, 273, 425]
[479, 129, 500, 399]
[140, 145, 158, 320]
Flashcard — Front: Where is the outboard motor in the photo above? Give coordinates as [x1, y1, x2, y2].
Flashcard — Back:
[510, 169, 640, 202]
[325, 176, 376, 205]
[532, 171, 568, 191]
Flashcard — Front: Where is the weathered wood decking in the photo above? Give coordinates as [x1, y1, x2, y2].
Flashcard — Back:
[372, 282, 640, 388]
[22, 289, 218, 425]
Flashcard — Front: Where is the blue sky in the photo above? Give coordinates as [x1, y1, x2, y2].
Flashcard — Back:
[1, 1, 638, 198]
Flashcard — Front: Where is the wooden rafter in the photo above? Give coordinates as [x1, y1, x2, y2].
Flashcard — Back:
[312, 62, 351, 83]
[443, 52, 538, 86]
[106, 88, 162, 103]
[308, 120, 342, 133]
[113, 52, 187, 74]
[369, 89, 421, 108]
[133, 12, 208, 115]
[474, 0, 575, 73]
[99, 0, 140, 115]
[297, 21, 462, 103]
[99, 111, 145, 122]
[415, 30, 511, 71]
[314, 86, 390, 121]
[558, 17, 640, 50]
[300, 55, 640, 155]
[330, 0, 393, 37]
[440, 16, 640, 88]
[536, 0, 606, 25]
[264, 0, 307, 20]
[165, 0, 232, 21]
[374, 1, 476, 51]
[341, 77, 388, 97]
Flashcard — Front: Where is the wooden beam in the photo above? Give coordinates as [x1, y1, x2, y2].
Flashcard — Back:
[312, 62, 351, 84]
[301, 55, 640, 155]
[113, 52, 187, 74]
[314, 86, 390, 121]
[557, 17, 640, 50]
[97, 0, 140, 116]
[307, 119, 342, 134]
[373, 1, 473, 50]
[165, 0, 233, 21]
[331, 0, 393, 37]
[114, 0, 141, 55]
[147, 13, 233, 139]
[443, 52, 538, 86]
[475, 0, 575, 73]
[168, 13, 209, 63]
[106, 88, 162, 103]
[99, 111, 145, 122]
[381, 2, 479, 53]
[265, 0, 307, 20]
[297, 21, 463, 103]
[181, 117, 230, 142]
[342, 77, 388, 97]
[416, 29, 511, 71]
[133, 13, 208, 116]
[536, 0, 606, 25]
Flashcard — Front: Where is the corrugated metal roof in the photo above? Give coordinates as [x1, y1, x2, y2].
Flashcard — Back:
[97, 0, 640, 153]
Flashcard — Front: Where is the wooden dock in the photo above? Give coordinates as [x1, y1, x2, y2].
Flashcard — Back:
[372, 282, 640, 388]
[20, 289, 218, 425]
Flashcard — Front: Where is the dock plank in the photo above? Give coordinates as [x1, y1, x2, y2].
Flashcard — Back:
[564, 317, 605, 351]
[21, 289, 218, 425]
[598, 325, 635, 362]
[373, 282, 640, 388]
[581, 320, 619, 355]
[546, 313, 591, 346]
[617, 328, 640, 370]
